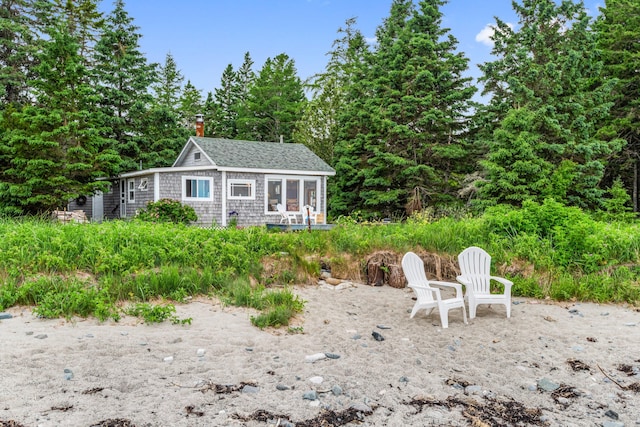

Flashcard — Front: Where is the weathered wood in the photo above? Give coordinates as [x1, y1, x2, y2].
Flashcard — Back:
[367, 261, 385, 286]
[387, 264, 406, 288]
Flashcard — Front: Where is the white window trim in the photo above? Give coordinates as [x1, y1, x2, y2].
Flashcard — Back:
[228, 179, 255, 200]
[264, 175, 320, 214]
[138, 178, 148, 191]
[127, 179, 135, 202]
[182, 175, 214, 201]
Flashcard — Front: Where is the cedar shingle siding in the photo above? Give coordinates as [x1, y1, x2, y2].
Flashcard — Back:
[72, 137, 335, 227]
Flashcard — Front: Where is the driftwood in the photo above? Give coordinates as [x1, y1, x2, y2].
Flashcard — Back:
[367, 261, 385, 286]
[387, 264, 405, 288]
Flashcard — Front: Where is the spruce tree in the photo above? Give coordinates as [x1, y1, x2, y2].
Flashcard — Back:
[595, 0, 640, 211]
[93, 0, 157, 172]
[212, 63, 240, 138]
[477, 0, 623, 209]
[331, 0, 476, 218]
[237, 53, 305, 142]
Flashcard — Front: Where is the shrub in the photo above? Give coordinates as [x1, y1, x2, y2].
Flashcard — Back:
[136, 199, 197, 224]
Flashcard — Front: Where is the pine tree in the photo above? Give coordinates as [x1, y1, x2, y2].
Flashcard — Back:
[595, 0, 640, 211]
[153, 52, 183, 112]
[212, 63, 240, 137]
[93, 0, 157, 172]
[178, 79, 203, 129]
[477, 0, 623, 209]
[237, 53, 305, 142]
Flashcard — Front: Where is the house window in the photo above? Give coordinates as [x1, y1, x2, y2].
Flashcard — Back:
[194, 152, 201, 161]
[182, 176, 212, 201]
[127, 179, 135, 202]
[266, 176, 319, 213]
[138, 178, 148, 191]
[228, 179, 255, 200]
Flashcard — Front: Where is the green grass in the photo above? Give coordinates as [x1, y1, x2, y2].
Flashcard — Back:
[1, 201, 639, 326]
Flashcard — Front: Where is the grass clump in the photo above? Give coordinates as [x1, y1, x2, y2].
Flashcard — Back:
[124, 302, 192, 325]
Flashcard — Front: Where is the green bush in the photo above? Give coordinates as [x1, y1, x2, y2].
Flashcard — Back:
[136, 199, 197, 224]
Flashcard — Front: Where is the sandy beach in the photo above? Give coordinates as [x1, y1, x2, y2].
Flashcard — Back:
[1, 283, 639, 426]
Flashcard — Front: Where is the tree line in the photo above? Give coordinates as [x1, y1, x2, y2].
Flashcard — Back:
[0, 0, 638, 220]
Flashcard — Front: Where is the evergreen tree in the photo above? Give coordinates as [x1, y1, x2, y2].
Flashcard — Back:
[212, 63, 240, 137]
[294, 17, 368, 165]
[331, 0, 476, 218]
[477, 0, 623, 208]
[178, 79, 203, 129]
[153, 52, 183, 111]
[595, 0, 640, 211]
[0, 0, 50, 108]
[93, 0, 157, 172]
[237, 53, 305, 142]
[0, 15, 119, 215]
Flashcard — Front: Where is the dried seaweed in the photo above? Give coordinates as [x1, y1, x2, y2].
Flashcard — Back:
[567, 359, 591, 372]
[231, 406, 374, 427]
[0, 421, 27, 427]
[197, 380, 257, 394]
[89, 420, 136, 427]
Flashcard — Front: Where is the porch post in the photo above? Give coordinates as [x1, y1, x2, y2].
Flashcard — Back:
[221, 171, 227, 226]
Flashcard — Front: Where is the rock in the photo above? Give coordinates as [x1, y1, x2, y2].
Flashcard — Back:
[305, 353, 327, 363]
[325, 277, 342, 286]
[351, 334, 362, 340]
[309, 376, 323, 384]
[372, 331, 385, 341]
[602, 422, 624, 427]
[331, 385, 343, 396]
[537, 377, 560, 392]
[325, 353, 340, 359]
[377, 324, 392, 330]
[242, 385, 260, 393]
[196, 349, 206, 357]
[604, 409, 619, 420]
[34, 334, 48, 339]
[245, 347, 253, 352]
[399, 376, 409, 383]
[0, 313, 13, 320]
[303, 390, 318, 400]
[276, 384, 290, 391]
[465, 385, 482, 395]
[63, 368, 73, 380]
[350, 402, 373, 414]
[163, 356, 173, 362]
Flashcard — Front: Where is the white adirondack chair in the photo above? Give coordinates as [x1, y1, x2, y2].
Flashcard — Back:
[401, 252, 467, 328]
[276, 203, 298, 224]
[302, 205, 318, 225]
[456, 246, 513, 319]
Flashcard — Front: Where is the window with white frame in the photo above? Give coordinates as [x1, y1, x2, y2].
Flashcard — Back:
[138, 178, 148, 191]
[182, 176, 213, 201]
[127, 179, 135, 202]
[265, 176, 319, 213]
[228, 179, 255, 200]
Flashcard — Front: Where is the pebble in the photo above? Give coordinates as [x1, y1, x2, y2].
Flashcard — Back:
[120, 332, 128, 336]
[605, 409, 619, 420]
[196, 349, 206, 357]
[34, 334, 48, 339]
[351, 334, 362, 340]
[25, 331, 33, 336]
[350, 402, 373, 414]
[241, 385, 259, 393]
[399, 376, 409, 383]
[537, 378, 560, 392]
[303, 390, 318, 400]
[245, 347, 253, 352]
[572, 345, 584, 352]
[376, 324, 391, 330]
[305, 353, 327, 363]
[332, 385, 343, 396]
[624, 322, 637, 327]
[309, 376, 323, 385]
[276, 384, 290, 391]
[85, 334, 94, 338]
[0, 313, 13, 320]
[465, 385, 482, 395]
[163, 356, 173, 362]
[63, 368, 73, 381]
[325, 353, 340, 359]
[602, 422, 624, 427]
[371, 331, 385, 341]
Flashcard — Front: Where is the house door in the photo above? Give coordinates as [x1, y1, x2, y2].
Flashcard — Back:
[93, 191, 104, 222]
[120, 180, 127, 218]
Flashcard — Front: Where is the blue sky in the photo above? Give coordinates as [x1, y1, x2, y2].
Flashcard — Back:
[104, 0, 603, 97]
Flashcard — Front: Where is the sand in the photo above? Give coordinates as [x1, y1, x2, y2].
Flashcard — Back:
[1, 283, 639, 427]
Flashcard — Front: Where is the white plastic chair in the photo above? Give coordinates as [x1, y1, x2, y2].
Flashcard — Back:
[456, 246, 513, 319]
[276, 203, 298, 224]
[401, 252, 467, 328]
[301, 205, 318, 225]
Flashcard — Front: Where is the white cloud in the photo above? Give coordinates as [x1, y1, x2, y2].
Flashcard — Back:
[475, 23, 515, 47]
[365, 36, 377, 45]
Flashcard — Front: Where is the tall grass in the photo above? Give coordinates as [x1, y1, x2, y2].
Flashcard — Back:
[1, 200, 639, 325]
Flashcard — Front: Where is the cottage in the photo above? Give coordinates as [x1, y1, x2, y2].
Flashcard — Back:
[69, 136, 335, 227]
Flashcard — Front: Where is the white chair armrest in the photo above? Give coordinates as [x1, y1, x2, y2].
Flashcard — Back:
[409, 283, 443, 302]
[430, 280, 464, 299]
[490, 276, 513, 294]
[456, 275, 471, 286]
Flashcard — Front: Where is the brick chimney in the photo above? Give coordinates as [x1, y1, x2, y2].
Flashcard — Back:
[195, 114, 204, 137]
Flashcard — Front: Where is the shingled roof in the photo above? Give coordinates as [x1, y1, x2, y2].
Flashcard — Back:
[183, 137, 335, 174]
